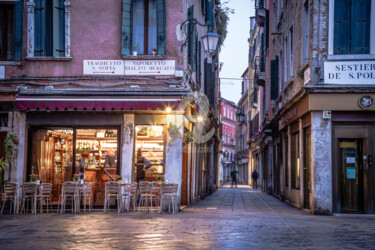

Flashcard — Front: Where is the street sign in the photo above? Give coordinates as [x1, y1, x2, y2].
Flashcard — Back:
[83, 60, 124, 75]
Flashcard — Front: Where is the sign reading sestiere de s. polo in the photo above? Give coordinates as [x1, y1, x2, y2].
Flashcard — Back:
[324, 61, 375, 84]
[83, 60, 176, 76]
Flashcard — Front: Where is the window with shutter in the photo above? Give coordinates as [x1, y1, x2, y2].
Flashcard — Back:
[271, 58, 279, 100]
[188, 6, 197, 71]
[0, 1, 23, 61]
[334, 0, 370, 55]
[121, 0, 166, 56]
[34, 0, 65, 57]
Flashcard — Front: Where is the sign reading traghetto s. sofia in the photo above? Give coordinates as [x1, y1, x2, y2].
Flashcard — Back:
[324, 61, 375, 84]
[83, 60, 176, 76]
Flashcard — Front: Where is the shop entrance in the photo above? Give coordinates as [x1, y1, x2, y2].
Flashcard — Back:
[339, 139, 363, 213]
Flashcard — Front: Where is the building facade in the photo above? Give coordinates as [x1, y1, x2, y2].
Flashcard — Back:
[219, 97, 237, 184]
[0, 0, 222, 208]
[235, 68, 250, 185]
[254, 0, 375, 214]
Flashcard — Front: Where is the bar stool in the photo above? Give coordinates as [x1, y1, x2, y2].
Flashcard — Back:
[159, 183, 178, 214]
[103, 181, 121, 213]
[58, 182, 78, 214]
[20, 182, 38, 214]
[38, 183, 53, 213]
[137, 181, 154, 214]
[1, 182, 18, 214]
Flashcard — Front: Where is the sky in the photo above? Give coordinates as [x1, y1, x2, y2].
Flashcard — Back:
[219, 0, 255, 104]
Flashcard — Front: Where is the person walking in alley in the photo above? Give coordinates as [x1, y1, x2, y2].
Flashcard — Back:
[230, 168, 238, 188]
[251, 169, 259, 189]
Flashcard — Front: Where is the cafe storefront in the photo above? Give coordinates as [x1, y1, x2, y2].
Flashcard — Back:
[20, 96, 186, 205]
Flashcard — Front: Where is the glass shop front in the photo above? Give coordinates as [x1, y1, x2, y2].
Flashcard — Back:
[29, 128, 119, 205]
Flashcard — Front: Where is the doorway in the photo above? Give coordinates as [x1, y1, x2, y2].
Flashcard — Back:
[339, 139, 363, 212]
[303, 129, 311, 209]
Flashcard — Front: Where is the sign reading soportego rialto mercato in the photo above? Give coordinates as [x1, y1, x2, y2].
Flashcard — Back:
[324, 61, 375, 84]
[83, 60, 176, 76]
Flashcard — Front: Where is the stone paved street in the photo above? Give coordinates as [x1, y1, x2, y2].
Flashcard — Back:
[1, 186, 375, 249]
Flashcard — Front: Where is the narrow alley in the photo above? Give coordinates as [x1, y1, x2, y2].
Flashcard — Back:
[1, 186, 375, 249]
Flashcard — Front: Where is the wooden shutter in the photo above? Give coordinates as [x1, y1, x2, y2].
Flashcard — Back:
[350, 0, 370, 54]
[271, 58, 278, 100]
[14, 0, 23, 60]
[53, 0, 65, 57]
[34, 0, 46, 56]
[121, 0, 132, 56]
[156, 0, 166, 55]
[333, 0, 350, 54]
[204, 59, 214, 106]
[188, 6, 196, 71]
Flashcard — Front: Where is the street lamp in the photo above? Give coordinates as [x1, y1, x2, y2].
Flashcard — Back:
[236, 112, 245, 123]
[201, 32, 220, 57]
[180, 18, 220, 57]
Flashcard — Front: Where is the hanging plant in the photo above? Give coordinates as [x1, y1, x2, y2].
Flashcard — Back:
[5, 133, 15, 165]
[168, 122, 181, 138]
[183, 131, 194, 145]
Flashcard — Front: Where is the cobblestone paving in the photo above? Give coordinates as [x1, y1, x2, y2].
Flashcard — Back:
[1, 186, 375, 249]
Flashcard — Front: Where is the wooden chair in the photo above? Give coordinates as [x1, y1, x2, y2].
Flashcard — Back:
[38, 183, 53, 213]
[159, 183, 178, 214]
[120, 182, 138, 213]
[103, 181, 121, 213]
[58, 182, 78, 214]
[20, 182, 38, 214]
[1, 182, 18, 214]
[79, 183, 93, 213]
[137, 181, 154, 214]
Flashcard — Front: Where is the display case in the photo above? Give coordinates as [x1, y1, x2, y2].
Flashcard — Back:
[135, 125, 165, 182]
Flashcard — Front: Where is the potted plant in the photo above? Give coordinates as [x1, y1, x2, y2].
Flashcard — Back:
[0, 158, 7, 200]
[116, 175, 122, 183]
[29, 173, 38, 182]
[156, 176, 163, 183]
[133, 44, 139, 56]
[152, 48, 157, 56]
[73, 174, 79, 182]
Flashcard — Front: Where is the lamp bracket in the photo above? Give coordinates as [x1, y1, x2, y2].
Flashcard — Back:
[180, 18, 210, 51]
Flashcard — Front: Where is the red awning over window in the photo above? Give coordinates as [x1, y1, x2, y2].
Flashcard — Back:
[16, 98, 181, 111]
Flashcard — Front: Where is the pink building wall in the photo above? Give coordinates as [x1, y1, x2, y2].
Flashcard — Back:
[6, 0, 184, 79]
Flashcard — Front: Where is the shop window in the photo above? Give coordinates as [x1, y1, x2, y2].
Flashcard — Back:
[0, 0, 23, 61]
[291, 132, 300, 189]
[122, 0, 166, 55]
[34, 0, 66, 57]
[284, 134, 289, 187]
[135, 125, 165, 183]
[29, 128, 119, 205]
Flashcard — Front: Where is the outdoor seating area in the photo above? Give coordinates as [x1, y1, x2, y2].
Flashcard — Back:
[0, 181, 179, 215]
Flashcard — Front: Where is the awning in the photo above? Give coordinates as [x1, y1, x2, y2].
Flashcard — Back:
[16, 97, 181, 111]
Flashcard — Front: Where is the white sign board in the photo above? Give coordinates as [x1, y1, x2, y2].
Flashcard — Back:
[124, 60, 175, 75]
[324, 61, 375, 84]
[83, 60, 124, 75]
[83, 60, 176, 76]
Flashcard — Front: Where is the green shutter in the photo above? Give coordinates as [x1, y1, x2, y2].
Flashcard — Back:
[204, 59, 214, 106]
[156, 0, 166, 55]
[205, 0, 213, 29]
[351, 0, 370, 54]
[271, 58, 278, 100]
[265, 9, 269, 51]
[333, 0, 350, 54]
[14, 0, 23, 60]
[121, 0, 132, 56]
[53, 0, 65, 57]
[34, 0, 46, 56]
[197, 41, 201, 87]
